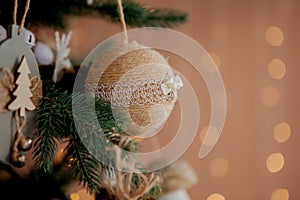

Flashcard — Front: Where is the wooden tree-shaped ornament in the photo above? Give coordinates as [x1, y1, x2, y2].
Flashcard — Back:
[0, 25, 41, 164]
[8, 56, 35, 116]
[7, 56, 36, 167]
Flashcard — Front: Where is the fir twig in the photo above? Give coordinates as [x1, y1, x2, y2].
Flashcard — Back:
[33, 85, 103, 193]
[33, 92, 69, 172]
[33, 82, 138, 194]
[96, 0, 188, 28]
[0, 0, 188, 29]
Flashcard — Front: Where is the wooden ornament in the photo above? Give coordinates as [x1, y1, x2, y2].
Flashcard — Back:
[0, 25, 41, 164]
[0, 67, 14, 112]
[8, 56, 36, 116]
[0, 25, 7, 43]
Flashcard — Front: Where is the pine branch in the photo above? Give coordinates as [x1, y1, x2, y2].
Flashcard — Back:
[65, 93, 104, 194]
[65, 132, 101, 194]
[33, 82, 138, 193]
[0, 0, 188, 29]
[96, 0, 188, 28]
[33, 95, 68, 172]
[33, 85, 102, 192]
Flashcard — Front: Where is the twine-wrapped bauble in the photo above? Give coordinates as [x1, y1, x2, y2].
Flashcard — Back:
[85, 41, 183, 137]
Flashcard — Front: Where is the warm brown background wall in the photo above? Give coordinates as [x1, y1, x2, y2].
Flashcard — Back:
[31, 0, 300, 199]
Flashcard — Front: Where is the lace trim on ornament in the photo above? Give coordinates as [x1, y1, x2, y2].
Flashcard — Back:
[85, 77, 177, 107]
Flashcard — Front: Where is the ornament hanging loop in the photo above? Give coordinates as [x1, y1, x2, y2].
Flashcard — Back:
[117, 0, 128, 44]
[13, 0, 31, 33]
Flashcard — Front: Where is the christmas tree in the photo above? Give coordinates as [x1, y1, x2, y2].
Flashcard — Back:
[0, 0, 192, 199]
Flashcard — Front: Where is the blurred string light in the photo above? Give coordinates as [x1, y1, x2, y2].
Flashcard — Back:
[264, 23, 289, 198]
[207, 193, 226, 200]
[209, 52, 222, 68]
[70, 189, 95, 200]
[268, 58, 286, 80]
[273, 122, 291, 143]
[209, 157, 229, 178]
[266, 153, 285, 173]
[261, 86, 280, 107]
[271, 188, 289, 200]
[200, 126, 220, 146]
[70, 193, 79, 200]
[265, 26, 284, 47]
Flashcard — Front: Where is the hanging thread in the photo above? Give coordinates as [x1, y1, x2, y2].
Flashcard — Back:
[13, 0, 31, 32]
[12, 111, 27, 152]
[117, 0, 128, 44]
[13, 0, 18, 25]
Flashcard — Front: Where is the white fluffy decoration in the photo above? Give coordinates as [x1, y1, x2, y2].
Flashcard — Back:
[33, 42, 54, 65]
[157, 189, 191, 200]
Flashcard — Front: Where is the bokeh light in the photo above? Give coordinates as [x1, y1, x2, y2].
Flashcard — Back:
[273, 122, 291, 143]
[209, 157, 229, 177]
[266, 153, 285, 173]
[262, 86, 280, 107]
[209, 52, 222, 68]
[207, 193, 226, 200]
[200, 126, 220, 146]
[268, 59, 286, 80]
[271, 188, 289, 200]
[265, 26, 284, 46]
[70, 189, 95, 200]
[70, 193, 79, 200]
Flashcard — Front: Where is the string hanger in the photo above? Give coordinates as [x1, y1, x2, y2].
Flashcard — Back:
[13, 0, 31, 33]
[117, 0, 128, 44]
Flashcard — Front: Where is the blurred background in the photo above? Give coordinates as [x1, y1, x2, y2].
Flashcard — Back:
[34, 0, 300, 199]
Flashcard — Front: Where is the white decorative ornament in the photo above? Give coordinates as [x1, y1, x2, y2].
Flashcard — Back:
[161, 74, 183, 97]
[0, 25, 7, 43]
[0, 25, 41, 165]
[22, 29, 35, 47]
[53, 31, 73, 83]
[87, 0, 93, 5]
[157, 189, 191, 200]
[33, 41, 54, 65]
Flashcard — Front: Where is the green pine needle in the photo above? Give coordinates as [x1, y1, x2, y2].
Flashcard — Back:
[0, 0, 188, 29]
[33, 85, 103, 193]
[96, 0, 188, 28]
[33, 82, 139, 194]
